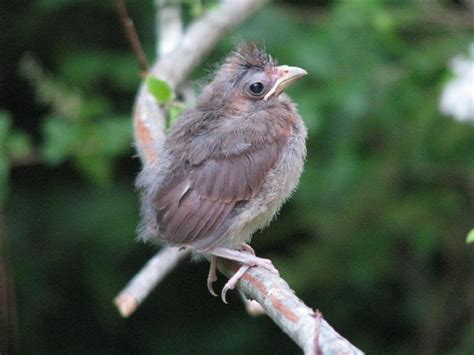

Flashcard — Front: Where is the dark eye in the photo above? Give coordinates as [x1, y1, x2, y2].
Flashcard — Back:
[249, 82, 264, 95]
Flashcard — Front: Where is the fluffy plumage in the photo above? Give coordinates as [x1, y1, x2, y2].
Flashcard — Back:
[137, 43, 307, 253]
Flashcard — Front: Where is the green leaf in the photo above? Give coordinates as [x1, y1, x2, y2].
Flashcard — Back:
[467, 230, 474, 244]
[146, 76, 174, 104]
[188, 0, 204, 17]
[168, 104, 185, 129]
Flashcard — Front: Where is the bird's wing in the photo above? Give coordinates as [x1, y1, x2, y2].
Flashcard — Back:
[153, 135, 289, 251]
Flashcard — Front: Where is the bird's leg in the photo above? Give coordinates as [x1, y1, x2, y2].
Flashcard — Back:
[209, 246, 279, 274]
[207, 255, 218, 297]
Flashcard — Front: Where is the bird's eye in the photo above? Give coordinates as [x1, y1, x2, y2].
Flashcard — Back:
[249, 82, 264, 95]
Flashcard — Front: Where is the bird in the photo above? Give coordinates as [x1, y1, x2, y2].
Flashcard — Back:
[137, 43, 307, 303]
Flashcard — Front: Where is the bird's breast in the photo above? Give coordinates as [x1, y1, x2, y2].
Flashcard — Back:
[219, 116, 308, 249]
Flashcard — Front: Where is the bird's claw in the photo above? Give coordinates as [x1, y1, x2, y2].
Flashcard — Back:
[207, 277, 218, 297]
[207, 256, 218, 297]
[221, 283, 231, 304]
[221, 264, 251, 304]
[207, 245, 279, 302]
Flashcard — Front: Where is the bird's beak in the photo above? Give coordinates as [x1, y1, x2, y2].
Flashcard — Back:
[263, 65, 307, 101]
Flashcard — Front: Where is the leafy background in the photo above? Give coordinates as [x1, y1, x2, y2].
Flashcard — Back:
[1, 0, 473, 354]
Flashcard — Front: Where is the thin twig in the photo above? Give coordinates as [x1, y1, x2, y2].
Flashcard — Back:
[116, 0, 149, 76]
[114, 246, 191, 317]
[156, 0, 183, 58]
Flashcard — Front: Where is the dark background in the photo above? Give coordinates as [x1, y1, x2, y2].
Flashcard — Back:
[1, 0, 473, 354]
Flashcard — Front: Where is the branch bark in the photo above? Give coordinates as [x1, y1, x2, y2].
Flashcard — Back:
[115, 246, 191, 317]
[156, 0, 183, 58]
[118, 1, 364, 353]
[114, 245, 363, 354]
[219, 260, 363, 355]
[117, 0, 149, 75]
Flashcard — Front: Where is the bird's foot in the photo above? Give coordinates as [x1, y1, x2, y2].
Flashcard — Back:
[208, 245, 279, 303]
[210, 246, 279, 275]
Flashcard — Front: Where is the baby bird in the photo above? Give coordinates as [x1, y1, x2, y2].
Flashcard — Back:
[137, 43, 307, 302]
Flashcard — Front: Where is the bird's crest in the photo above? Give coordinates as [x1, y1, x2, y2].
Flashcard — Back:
[228, 43, 276, 71]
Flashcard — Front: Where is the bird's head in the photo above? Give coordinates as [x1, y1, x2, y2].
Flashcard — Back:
[198, 43, 307, 113]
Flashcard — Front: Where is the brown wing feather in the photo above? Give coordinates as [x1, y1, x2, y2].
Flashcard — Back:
[153, 136, 288, 250]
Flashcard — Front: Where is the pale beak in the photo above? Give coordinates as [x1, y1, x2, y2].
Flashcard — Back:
[263, 65, 307, 101]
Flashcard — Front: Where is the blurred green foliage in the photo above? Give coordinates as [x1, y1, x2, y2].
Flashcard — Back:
[467, 230, 474, 244]
[0, 111, 33, 204]
[1, 0, 473, 354]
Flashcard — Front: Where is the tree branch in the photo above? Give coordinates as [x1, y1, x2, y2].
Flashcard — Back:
[116, 0, 149, 76]
[218, 260, 363, 355]
[114, 245, 364, 354]
[114, 246, 191, 317]
[156, 0, 183, 58]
